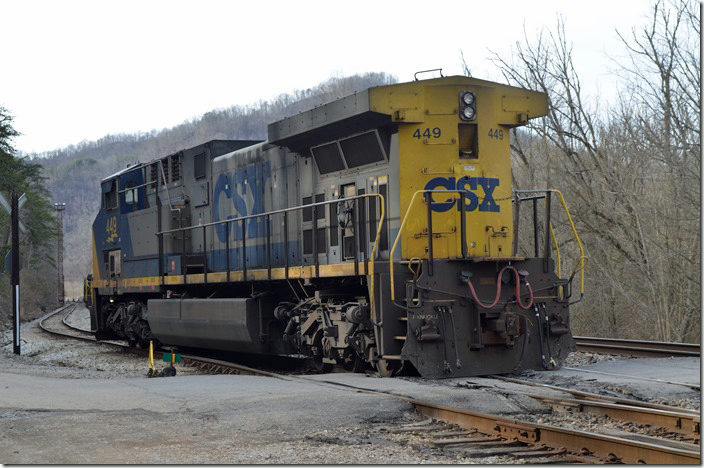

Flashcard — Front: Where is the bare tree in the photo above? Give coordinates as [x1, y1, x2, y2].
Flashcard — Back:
[487, 0, 700, 342]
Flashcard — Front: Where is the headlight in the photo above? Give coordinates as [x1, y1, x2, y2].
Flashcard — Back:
[459, 91, 476, 121]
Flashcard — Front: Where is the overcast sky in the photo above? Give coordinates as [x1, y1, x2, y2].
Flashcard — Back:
[2, 0, 655, 154]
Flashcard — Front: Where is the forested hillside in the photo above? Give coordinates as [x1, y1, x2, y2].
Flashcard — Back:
[29, 72, 397, 300]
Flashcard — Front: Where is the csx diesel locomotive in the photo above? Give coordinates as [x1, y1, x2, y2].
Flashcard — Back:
[85, 75, 586, 378]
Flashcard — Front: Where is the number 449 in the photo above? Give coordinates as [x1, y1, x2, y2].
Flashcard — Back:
[413, 127, 442, 139]
[488, 128, 504, 140]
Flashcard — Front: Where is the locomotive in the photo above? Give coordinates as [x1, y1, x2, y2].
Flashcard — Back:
[85, 75, 585, 378]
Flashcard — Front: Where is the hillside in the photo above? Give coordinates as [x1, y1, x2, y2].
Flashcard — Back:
[31, 72, 397, 298]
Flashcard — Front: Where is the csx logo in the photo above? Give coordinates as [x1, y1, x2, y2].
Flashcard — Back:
[423, 177, 500, 213]
[213, 161, 272, 243]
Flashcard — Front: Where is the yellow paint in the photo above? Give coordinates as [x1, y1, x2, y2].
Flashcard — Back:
[105, 216, 118, 243]
[148, 341, 156, 374]
[93, 261, 373, 289]
[369, 76, 548, 261]
[91, 231, 101, 283]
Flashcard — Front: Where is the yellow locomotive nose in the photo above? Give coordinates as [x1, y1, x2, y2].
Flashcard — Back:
[365, 76, 548, 261]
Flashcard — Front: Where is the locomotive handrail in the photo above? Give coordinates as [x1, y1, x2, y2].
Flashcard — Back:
[514, 189, 587, 298]
[389, 189, 471, 301]
[157, 159, 183, 216]
[389, 188, 587, 303]
[156, 193, 383, 235]
[156, 193, 386, 319]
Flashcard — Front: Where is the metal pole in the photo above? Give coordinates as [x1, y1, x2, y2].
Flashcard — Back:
[225, 221, 230, 283]
[312, 205, 319, 277]
[459, 192, 467, 258]
[156, 164, 163, 277]
[513, 196, 520, 257]
[283, 212, 289, 279]
[11, 193, 20, 355]
[241, 219, 247, 280]
[425, 192, 434, 276]
[544, 191, 552, 273]
[266, 214, 271, 281]
[54, 203, 65, 306]
[202, 225, 207, 283]
[352, 198, 359, 276]
[533, 199, 539, 258]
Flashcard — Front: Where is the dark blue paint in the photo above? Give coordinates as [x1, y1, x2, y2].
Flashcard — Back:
[423, 176, 501, 213]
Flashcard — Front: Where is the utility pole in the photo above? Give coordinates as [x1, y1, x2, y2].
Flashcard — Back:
[55, 203, 66, 306]
[11, 193, 20, 355]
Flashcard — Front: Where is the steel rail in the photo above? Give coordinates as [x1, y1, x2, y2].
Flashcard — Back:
[411, 399, 700, 464]
[575, 336, 701, 358]
[38, 304, 94, 342]
[289, 374, 701, 463]
[493, 376, 700, 415]
[528, 395, 700, 440]
[60, 306, 94, 336]
[488, 377, 700, 440]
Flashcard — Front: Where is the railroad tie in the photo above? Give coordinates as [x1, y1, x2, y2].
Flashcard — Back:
[508, 447, 566, 458]
[430, 429, 476, 438]
[448, 443, 535, 458]
[433, 436, 502, 447]
[401, 418, 435, 427]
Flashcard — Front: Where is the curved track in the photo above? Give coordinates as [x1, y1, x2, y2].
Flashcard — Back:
[39, 303, 95, 342]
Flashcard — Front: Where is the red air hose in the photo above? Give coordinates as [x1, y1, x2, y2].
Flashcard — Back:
[466, 267, 534, 310]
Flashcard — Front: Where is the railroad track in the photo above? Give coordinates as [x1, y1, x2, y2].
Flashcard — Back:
[410, 399, 699, 464]
[37, 305, 700, 463]
[38, 303, 96, 342]
[176, 359, 702, 463]
[492, 376, 700, 442]
[575, 336, 701, 358]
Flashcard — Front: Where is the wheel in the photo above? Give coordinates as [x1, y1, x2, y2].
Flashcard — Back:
[311, 331, 333, 373]
[375, 359, 401, 377]
[162, 366, 177, 377]
[341, 350, 366, 373]
[312, 358, 333, 373]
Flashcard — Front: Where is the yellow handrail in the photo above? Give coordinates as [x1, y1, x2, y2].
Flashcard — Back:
[549, 223, 562, 300]
[390, 190, 425, 301]
[549, 223, 561, 278]
[389, 189, 469, 301]
[550, 189, 587, 296]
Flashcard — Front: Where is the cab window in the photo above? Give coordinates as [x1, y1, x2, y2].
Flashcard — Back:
[103, 181, 118, 210]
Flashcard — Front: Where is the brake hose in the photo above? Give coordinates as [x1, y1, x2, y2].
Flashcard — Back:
[466, 266, 534, 310]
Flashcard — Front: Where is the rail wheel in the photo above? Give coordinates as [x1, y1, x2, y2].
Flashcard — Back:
[375, 359, 401, 377]
[341, 349, 366, 373]
[311, 331, 333, 373]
